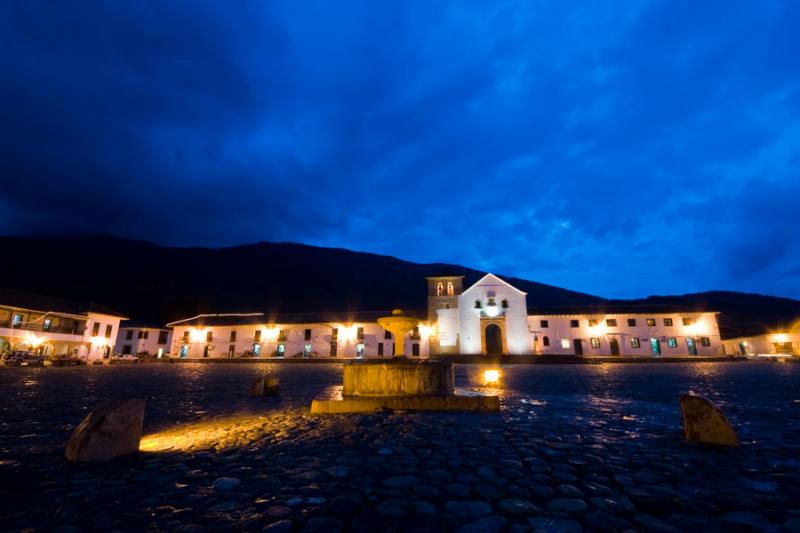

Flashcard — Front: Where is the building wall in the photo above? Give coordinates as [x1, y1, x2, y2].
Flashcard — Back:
[115, 327, 172, 356]
[84, 313, 123, 360]
[722, 332, 799, 356]
[528, 312, 722, 356]
[169, 322, 432, 359]
[0, 309, 122, 360]
[457, 274, 531, 355]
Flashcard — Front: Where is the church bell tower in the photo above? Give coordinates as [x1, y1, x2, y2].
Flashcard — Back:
[425, 276, 464, 322]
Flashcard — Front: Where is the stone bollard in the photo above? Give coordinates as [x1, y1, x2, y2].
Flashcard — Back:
[65, 399, 146, 462]
[249, 375, 279, 396]
[679, 394, 739, 447]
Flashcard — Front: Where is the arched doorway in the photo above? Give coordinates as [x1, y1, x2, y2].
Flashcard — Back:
[609, 338, 620, 355]
[485, 324, 503, 355]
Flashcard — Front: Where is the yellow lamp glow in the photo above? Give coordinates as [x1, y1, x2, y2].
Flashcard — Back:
[589, 324, 607, 336]
[25, 333, 44, 347]
[189, 329, 206, 342]
[339, 325, 358, 342]
[418, 324, 435, 338]
[90, 336, 108, 347]
[483, 369, 501, 385]
[264, 327, 280, 341]
[773, 333, 789, 343]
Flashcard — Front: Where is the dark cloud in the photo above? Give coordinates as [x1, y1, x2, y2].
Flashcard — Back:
[1, 0, 798, 299]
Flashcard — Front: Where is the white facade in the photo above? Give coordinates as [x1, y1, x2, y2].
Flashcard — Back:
[527, 312, 721, 356]
[722, 331, 799, 357]
[453, 274, 531, 355]
[0, 293, 126, 361]
[164, 273, 727, 360]
[116, 327, 172, 357]
[430, 273, 723, 357]
[167, 314, 433, 359]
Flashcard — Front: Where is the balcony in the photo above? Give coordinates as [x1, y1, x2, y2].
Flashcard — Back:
[0, 320, 85, 335]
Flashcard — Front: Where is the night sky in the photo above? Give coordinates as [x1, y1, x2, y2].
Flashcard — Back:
[1, 1, 799, 299]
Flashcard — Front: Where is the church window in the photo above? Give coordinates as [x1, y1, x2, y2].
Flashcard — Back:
[591, 338, 601, 349]
[501, 299, 509, 309]
[436, 282, 444, 296]
[474, 300, 482, 309]
[447, 282, 454, 295]
[543, 336, 550, 347]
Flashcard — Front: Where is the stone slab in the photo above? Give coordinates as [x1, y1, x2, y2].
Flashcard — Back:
[249, 375, 279, 396]
[310, 393, 499, 413]
[65, 398, 146, 462]
[679, 394, 739, 447]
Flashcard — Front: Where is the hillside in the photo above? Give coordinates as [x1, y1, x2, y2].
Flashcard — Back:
[0, 235, 602, 325]
[1, 235, 797, 338]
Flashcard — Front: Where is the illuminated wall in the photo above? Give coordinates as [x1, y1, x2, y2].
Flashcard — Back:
[457, 273, 531, 355]
[527, 312, 722, 356]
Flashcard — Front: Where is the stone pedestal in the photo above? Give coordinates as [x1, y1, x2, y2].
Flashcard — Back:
[311, 360, 498, 413]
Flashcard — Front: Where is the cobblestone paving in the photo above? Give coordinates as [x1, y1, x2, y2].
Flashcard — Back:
[1, 362, 799, 532]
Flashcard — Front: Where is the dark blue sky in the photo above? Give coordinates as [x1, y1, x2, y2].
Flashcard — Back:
[1, 1, 799, 299]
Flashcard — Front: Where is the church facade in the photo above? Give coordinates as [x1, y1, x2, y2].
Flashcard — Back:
[428, 274, 722, 357]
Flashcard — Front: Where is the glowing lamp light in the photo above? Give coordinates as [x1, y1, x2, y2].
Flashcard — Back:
[418, 324, 435, 338]
[339, 325, 358, 342]
[25, 333, 44, 347]
[189, 329, 207, 343]
[483, 369, 501, 385]
[90, 336, 108, 347]
[265, 327, 280, 341]
[773, 333, 789, 343]
[589, 324, 607, 336]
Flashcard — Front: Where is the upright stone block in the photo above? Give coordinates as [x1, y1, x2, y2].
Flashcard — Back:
[249, 375, 279, 396]
[65, 399, 146, 462]
[679, 394, 739, 447]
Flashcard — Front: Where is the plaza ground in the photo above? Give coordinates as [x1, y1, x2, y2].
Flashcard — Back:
[0, 362, 799, 531]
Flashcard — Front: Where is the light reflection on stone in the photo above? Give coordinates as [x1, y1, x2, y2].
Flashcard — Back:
[139, 414, 274, 453]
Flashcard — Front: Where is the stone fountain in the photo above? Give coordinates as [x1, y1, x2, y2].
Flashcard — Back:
[377, 309, 419, 358]
[311, 309, 499, 413]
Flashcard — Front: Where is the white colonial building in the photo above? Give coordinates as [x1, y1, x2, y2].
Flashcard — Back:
[167, 312, 432, 359]
[115, 326, 172, 357]
[429, 274, 722, 357]
[166, 273, 723, 359]
[0, 288, 127, 361]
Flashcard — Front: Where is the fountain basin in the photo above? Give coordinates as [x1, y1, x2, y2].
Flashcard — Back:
[310, 360, 499, 413]
[343, 359, 454, 397]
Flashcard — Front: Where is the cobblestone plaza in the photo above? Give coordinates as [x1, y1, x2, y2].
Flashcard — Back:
[1, 362, 798, 531]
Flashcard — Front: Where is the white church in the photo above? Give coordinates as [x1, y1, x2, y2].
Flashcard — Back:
[428, 274, 722, 357]
[165, 273, 723, 358]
